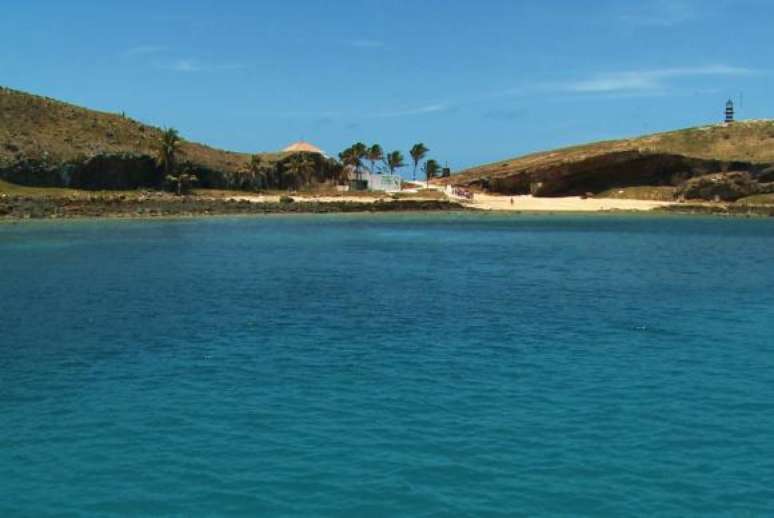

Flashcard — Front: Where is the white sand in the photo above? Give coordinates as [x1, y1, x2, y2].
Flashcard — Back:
[463, 194, 674, 212]
[227, 192, 674, 212]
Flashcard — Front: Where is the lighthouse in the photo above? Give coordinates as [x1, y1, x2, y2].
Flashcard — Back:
[725, 99, 735, 124]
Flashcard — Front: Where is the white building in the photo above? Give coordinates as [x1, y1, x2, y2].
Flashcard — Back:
[363, 172, 401, 192]
[345, 166, 402, 192]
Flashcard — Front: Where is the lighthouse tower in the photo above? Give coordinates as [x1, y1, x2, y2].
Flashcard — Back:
[725, 99, 735, 124]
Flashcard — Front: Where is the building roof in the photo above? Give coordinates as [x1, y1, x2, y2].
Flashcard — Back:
[282, 141, 326, 155]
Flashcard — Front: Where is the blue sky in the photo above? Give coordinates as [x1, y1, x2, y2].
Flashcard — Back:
[1, 0, 772, 170]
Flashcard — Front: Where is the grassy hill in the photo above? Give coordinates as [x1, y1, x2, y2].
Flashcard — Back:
[445, 121, 774, 197]
[0, 86, 338, 191]
[0, 86, 259, 171]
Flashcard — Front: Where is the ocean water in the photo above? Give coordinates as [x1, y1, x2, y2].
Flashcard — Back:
[1, 213, 774, 516]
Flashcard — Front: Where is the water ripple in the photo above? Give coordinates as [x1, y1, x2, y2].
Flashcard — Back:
[1, 214, 774, 516]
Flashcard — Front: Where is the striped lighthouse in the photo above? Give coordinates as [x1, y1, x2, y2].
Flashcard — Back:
[725, 99, 735, 124]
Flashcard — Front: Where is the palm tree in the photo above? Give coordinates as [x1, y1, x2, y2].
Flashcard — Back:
[246, 154, 268, 189]
[410, 143, 429, 182]
[366, 144, 384, 174]
[422, 159, 441, 187]
[165, 165, 198, 196]
[156, 128, 182, 180]
[351, 142, 368, 180]
[338, 146, 357, 183]
[384, 151, 406, 175]
[339, 142, 368, 182]
[285, 153, 317, 190]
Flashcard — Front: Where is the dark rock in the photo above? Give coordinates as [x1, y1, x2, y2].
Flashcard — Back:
[758, 166, 774, 183]
[675, 172, 770, 201]
[464, 151, 770, 198]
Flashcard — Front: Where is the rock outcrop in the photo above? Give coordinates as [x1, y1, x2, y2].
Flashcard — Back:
[443, 120, 774, 200]
[675, 172, 774, 201]
[463, 151, 765, 198]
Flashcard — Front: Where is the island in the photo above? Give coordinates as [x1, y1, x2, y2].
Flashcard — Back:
[2, 85, 774, 219]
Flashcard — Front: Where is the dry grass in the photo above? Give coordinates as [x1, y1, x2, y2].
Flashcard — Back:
[735, 194, 774, 205]
[0, 178, 89, 197]
[0, 86, 286, 174]
[0, 179, 178, 200]
[393, 189, 447, 200]
[446, 120, 774, 185]
[594, 186, 677, 201]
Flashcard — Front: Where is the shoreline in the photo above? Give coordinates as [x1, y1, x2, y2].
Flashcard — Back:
[1, 192, 773, 221]
[0, 195, 467, 221]
[657, 203, 774, 217]
[460, 194, 674, 213]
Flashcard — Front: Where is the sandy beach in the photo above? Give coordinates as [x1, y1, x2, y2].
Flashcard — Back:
[228, 192, 674, 212]
[462, 193, 674, 212]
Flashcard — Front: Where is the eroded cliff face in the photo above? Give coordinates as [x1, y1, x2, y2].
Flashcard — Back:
[458, 151, 771, 198]
[0, 153, 158, 189]
[443, 119, 774, 200]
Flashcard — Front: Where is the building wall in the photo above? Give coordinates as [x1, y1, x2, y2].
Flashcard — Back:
[345, 167, 402, 192]
[366, 173, 402, 192]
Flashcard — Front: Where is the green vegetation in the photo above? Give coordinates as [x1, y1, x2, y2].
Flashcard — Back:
[410, 143, 429, 181]
[0, 82, 451, 193]
[156, 128, 182, 179]
[338, 143, 368, 181]
[0, 86, 350, 193]
[284, 153, 317, 187]
[336, 141, 445, 193]
[155, 127, 198, 195]
[165, 168, 198, 196]
[385, 151, 406, 175]
[367, 144, 384, 174]
[335, 140, 443, 192]
[423, 159, 441, 187]
[245, 154, 268, 190]
[593, 186, 677, 201]
[337, 141, 436, 191]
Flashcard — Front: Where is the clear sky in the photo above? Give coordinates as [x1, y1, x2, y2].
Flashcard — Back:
[2, 0, 772, 170]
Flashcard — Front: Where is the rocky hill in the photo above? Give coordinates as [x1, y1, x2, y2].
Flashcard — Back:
[443, 121, 774, 200]
[0, 86, 340, 190]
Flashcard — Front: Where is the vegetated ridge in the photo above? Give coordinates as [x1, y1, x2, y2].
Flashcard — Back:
[0, 86, 340, 191]
[443, 121, 774, 201]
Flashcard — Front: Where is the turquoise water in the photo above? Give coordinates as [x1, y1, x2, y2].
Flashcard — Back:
[1, 213, 774, 516]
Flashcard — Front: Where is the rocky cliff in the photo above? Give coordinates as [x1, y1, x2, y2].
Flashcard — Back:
[444, 121, 774, 199]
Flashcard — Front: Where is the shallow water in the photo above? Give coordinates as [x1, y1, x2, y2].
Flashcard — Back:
[1, 213, 774, 516]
